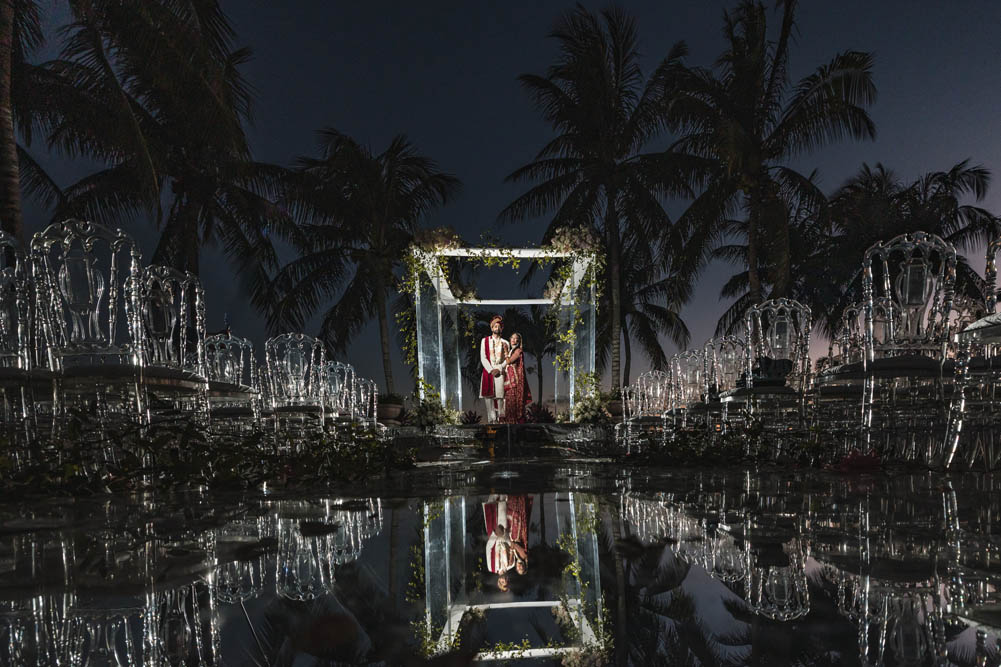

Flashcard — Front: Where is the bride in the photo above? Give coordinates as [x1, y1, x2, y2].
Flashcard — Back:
[503, 332, 532, 423]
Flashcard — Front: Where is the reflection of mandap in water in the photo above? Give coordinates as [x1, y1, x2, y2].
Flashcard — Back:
[423, 492, 604, 661]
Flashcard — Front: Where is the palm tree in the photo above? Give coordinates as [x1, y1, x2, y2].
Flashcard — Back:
[5, 1, 291, 302]
[806, 160, 1000, 335]
[614, 228, 692, 383]
[0, 0, 43, 241]
[271, 130, 460, 395]
[501, 5, 695, 392]
[670, 0, 876, 305]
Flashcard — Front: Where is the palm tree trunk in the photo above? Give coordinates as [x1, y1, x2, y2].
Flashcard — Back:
[388, 505, 400, 603]
[535, 350, 544, 405]
[0, 1, 24, 241]
[621, 318, 631, 387]
[746, 191, 763, 306]
[601, 501, 627, 666]
[769, 183, 791, 299]
[606, 197, 623, 391]
[376, 283, 395, 395]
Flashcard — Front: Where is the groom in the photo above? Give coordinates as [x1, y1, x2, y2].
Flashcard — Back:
[479, 315, 510, 423]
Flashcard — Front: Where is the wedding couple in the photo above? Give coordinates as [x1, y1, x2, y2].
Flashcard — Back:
[483, 494, 532, 592]
[479, 315, 532, 423]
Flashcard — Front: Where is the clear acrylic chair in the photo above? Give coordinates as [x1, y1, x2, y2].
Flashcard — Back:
[943, 234, 1001, 469]
[860, 232, 957, 462]
[812, 302, 883, 457]
[0, 231, 41, 459]
[139, 265, 209, 423]
[30, 219, 146, 439]
[720, 298, 812, 454]
[703, 336, 746, 434]
[265, 333, 326, 445]
[669, 350, 706, 430]
[321, 360, 357, 429]
[204, 332, 260, 436]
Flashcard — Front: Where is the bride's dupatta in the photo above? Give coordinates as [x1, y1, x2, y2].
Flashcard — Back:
[503, 347, 532, 423]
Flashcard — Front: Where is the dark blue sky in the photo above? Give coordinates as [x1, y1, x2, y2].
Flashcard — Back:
[25, 0, 1001, 392]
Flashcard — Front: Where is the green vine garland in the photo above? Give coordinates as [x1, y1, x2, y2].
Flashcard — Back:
[398, 226, 605, 391]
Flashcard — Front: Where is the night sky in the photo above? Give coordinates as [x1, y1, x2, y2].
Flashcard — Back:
[24, 0, 1001, 395]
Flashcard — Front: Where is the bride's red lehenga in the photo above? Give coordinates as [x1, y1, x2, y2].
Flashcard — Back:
[503, 347, 532, 423]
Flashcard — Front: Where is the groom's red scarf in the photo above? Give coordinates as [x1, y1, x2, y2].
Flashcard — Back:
[481, 336, 498, 397]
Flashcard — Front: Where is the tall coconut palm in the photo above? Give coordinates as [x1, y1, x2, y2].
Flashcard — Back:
[5, 0, 291, 302]
[670, 0, 876, 305]
[807, 160, 1000, 335]
[0, 0, 44, 241]
[501, 5, 696, 392]
[271, 130, 460, 395]
[614, 228, 692, 383]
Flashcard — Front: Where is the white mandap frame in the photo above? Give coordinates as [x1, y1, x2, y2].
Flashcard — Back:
[413, 247, 596, 414]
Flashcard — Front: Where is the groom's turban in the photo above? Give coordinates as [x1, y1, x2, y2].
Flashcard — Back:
[490, 315, 504, 326]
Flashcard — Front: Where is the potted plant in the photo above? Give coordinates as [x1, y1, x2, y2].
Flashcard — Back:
[604, 387, 623, 419]
[378, 393, 405, 422]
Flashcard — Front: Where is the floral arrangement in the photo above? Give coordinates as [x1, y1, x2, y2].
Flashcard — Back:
[572, 372, 611, 424]
[409, 380, 460, 430]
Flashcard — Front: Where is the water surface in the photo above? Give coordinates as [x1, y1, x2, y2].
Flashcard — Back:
[1, 461, 997, 665]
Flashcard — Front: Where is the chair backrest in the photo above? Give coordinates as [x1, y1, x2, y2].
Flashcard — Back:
[704, 336, 746, 394]
[862, 232, 956, 360]
[671, 350, 704, 407]
[30, 219, 143, 369]
[205, 333, 256, 388]
[0, 231, 30, 370]
[986, 235, 1001, 314]
[632, 370, 669, 417]
[265, 334, 325, 406]
[141, 265, 206, 374]
[322, 361, 356, 417]
[745, 298, 812, 390]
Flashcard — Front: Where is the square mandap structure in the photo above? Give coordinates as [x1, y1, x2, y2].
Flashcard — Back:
[413, 247, 596, 414]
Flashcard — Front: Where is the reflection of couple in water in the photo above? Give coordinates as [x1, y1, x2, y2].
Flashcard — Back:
[483, 494, 532, 592]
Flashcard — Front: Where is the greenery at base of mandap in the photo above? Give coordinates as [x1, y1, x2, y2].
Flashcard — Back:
[0, 410, 415, 500]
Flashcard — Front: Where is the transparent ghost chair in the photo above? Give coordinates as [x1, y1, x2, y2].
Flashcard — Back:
[703, 336, 746, 434]
[322, 360, 357, 428]
[944, 234, 1001, 470]
[214, 518, 267, 604]
[151, 579, 220, 665]
[31, 220, 146, 442]
[812, 302, 891, 457]
[669, 350, 706, 430]
[0, 231, 41, 459]
[860, 232, 957, 463]
[720, 298, 812, 454]
[139, 265, 209, 424]
[204, 332, 260, 436]
[275, 517, 335, 601]
[631, 370, 671, 448]
[0, 530, 75, 665]
[741, 515, 811, 621]
[264, 333, 326, 446]
[355, 377, 380, 430]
